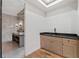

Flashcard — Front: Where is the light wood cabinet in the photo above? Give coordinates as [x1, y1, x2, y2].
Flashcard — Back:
[63, 38, 78, 58]
[63, 39, 77, 46]
[76, 40, 79, 57]
[63, 46, 74, 58]
[40, 35, 47, 49]
[40, 35, 79, 58]
[47, 37, 63, 56]
[40, 36, 63, 56]
[77, 46, 79, 57]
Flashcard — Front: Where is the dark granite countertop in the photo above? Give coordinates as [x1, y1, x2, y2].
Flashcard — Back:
[40, 32, 79, 40]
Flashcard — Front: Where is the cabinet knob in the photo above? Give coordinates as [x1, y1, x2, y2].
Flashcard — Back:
[68, 40, 70, 42]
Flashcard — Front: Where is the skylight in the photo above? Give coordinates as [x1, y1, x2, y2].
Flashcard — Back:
[38, 0, 63, 8]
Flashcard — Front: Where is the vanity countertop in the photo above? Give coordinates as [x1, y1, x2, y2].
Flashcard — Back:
[40, 32, 79, 40]
[13, 32, 24, 36]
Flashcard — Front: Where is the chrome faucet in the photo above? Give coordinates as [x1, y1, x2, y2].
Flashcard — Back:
[54, 27, 56, 33]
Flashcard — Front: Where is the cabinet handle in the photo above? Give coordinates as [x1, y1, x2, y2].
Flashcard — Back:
[68, 40, 70, 42]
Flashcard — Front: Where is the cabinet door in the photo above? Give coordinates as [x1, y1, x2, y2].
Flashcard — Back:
[52, 37, 63, 56]
[63, 45, 74, 58]
[63, 38, 78, 58]
[77, 40, 79, 57]
[40, 36, 47, 49]
[47, 37, 63, 56]
[46, 37, 55, 51]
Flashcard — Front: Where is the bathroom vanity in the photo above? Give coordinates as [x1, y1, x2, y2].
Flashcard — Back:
[12, 32, 24, 47]
[40, 32, 79, 58]
[12, 9, 24, 47]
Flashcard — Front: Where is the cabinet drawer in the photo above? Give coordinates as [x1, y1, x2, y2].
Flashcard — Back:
[63, 39, 77, 46]
[40, 35, 50, 39]
[70, 40, 77, 46]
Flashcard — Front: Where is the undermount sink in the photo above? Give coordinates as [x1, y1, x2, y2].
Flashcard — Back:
[19, 32, 24, 35]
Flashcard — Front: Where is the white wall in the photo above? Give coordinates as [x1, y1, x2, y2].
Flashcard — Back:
[24, 2, 45, 56]
[44, 2, 77, 34]
[77, 0, 79, 35]
[2, 14, 18, 42]
[46, 10, 77, 33]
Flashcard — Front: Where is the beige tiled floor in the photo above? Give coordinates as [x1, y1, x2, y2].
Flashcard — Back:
[2, 41, 24, 58]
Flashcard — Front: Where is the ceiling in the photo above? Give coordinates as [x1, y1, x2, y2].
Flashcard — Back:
[38, 0, 63, 8]
[2, 0, 77, 16]
[26, 0, 77, 12]
[42, 0, 57, 5]
[2, 0, 25, 16]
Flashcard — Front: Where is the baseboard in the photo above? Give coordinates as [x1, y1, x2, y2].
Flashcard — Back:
[24, 48, 40, 57]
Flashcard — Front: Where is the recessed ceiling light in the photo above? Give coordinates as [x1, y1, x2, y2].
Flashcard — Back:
[38, 0, 63, 8]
